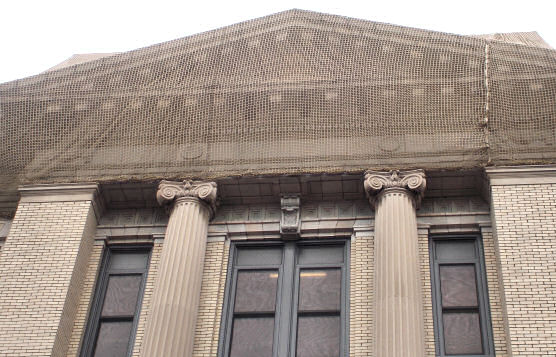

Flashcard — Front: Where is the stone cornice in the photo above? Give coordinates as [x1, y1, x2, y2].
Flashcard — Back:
[18, 183, 104, 221]
[364, 169, 426, 208]
[156, 180, 218, 217]
[486, 165, 556, 185]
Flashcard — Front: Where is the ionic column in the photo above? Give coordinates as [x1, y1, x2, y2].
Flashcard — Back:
[141, 180, 217, 357]
[364, 170, 426, 357]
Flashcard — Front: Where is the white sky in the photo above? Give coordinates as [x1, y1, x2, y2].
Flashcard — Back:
[1, 0, 555, 84]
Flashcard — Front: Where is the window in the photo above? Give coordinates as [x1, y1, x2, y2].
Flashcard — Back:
[81, 246, 151, 357]
[430, 236, 494, 356]
[219, 241, 348, 357]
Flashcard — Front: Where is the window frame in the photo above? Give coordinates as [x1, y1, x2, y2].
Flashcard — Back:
[80, 244, 152, 357]
[218, 239, 350, 357]
[429, 235, 494, 357]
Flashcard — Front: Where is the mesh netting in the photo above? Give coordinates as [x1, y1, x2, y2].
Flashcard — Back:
[1, 10, 555, 193]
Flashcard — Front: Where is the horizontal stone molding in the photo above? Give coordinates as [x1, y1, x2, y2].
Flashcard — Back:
[18, 183, 100, 202]
[18, 183, 103, 220]
[486, 165, 556, 185]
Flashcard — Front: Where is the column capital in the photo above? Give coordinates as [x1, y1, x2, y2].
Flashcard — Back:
[156, 180, 218, 217]
[364, 169, 426, 208]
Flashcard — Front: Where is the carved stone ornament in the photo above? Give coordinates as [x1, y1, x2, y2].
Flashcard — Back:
[364, 169, 426, 208]
[280, 195, 301, 240]
[156, 180, 218, 216]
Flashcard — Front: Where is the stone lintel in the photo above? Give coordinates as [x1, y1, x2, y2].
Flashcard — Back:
[486, 165, 556, 185]
[18, 183, 103, 221]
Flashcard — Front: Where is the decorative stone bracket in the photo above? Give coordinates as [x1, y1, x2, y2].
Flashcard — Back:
[280, 195, 300, 240]
[364, 169, 426, 208]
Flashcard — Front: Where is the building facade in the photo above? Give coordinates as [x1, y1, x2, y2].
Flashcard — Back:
[0, 10, 555, 357]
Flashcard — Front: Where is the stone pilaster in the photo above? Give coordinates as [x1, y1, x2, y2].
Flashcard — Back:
[364, 170, 426, 357]
[141, 180, 217, 357]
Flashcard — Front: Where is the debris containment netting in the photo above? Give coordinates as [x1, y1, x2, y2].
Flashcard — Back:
[1, 10, 555, 192]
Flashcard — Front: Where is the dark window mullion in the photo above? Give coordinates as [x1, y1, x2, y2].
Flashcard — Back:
[476, 239, 495, 356]
[108, 269, 146, 275]
[296, 263, 344, 269]
[236, 264, 282, 270]
[276, 243, 296, 357]
[223, 266, 241, 357]
[297, 310, 340, 317]
[232, 312, 276, 318]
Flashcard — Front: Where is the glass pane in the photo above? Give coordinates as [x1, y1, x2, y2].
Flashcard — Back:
[298, 245, 344, 265]
[234, 270, 278, 313]
[109, 252, 149, 270]
[93, 321, 133, 357]
[440, 265, 478, 308]
[236, 247, 282, 266]
[443, 312, 483, 355]
[299, 269, 341, 312]
[296, 316, 340, 357]
[436, 241, 476, 260]
[230, 317, 274, 357]
[101, 275, 142, 317]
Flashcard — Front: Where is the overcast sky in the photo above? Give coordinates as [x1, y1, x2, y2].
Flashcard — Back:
[1, 0, 554, 84]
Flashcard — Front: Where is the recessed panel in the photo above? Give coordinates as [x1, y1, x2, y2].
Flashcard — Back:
[296, 316, 340, 357]
[298, 269, 341, 312]
[298, 245, 344, 265]
[443, 312, 483, 355]
[236, 247, 282, 266]
[440, 265, 478, 308]
[109, 252, 149, 270]
[230, 317, 274, 357]
[234, 270, 278, 313]
[436, 240, 476, 261]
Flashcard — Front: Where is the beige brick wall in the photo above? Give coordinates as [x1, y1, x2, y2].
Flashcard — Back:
[418, 230, 436, 356]
[132, 241, 163, 357]
[66, 243, 103, 356]
[193, 240, 230, 357]
[350, 235, 373, 357]
[491, 183, 556, 356]
[482, 228, 509, 356]
[0, 200, 97, 357]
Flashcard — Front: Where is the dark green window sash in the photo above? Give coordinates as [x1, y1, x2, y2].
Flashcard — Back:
[429, 235, 495, 357]
[219, 240, 349, 357]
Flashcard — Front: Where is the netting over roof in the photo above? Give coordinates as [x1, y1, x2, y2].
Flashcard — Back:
[1, 9, 555, 192]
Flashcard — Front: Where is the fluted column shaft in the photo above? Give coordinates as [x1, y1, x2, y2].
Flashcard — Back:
[364, 170, 426, 357]
[141, 180, 217, 357]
